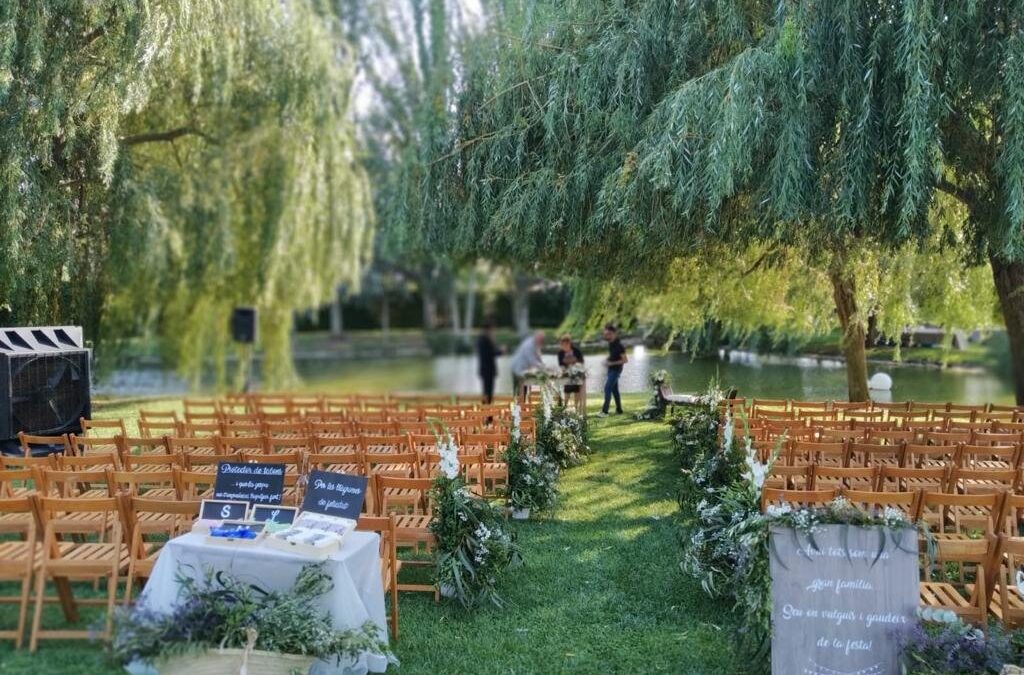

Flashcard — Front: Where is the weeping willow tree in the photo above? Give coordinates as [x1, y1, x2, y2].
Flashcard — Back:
[1, 1, 372, 387]
[425, 0, 1024, 401]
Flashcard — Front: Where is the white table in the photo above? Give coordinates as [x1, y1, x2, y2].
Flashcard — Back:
[133, 531, 390, 674]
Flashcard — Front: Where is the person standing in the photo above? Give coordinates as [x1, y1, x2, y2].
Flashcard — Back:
[476, 319, 500, 404]
[509, 330, 546, 401]
[597, 323, 627, 417]
[557, 333, 585, 410]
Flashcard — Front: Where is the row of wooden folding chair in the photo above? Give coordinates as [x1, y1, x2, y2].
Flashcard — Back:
[768, 463, 1024, 497]
[762, 487, 1024, 538]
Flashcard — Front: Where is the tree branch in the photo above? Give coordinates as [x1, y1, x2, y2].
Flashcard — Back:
[120, 127, 216, 146]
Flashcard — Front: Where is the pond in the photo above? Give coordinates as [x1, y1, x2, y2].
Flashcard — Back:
[97, 347, 1016, 405]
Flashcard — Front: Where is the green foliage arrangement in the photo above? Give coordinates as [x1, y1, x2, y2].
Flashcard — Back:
[110, 564, 391, 668]
[535, 389, 592, 468]
[635, 369, 672, 421]
[503, 405, 559, 513]
[430, 436, 522, 608]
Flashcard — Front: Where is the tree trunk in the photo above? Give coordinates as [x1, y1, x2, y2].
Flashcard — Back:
[463, 268, 477, 341]
[329, 285, 344, 338]
[828, 259, 869, 402]
[421, 289, 437, 330]
[447, 285, 461, 334]
[990, 255, 1024, 404]
[381, 294, 391, 342]
[512, 272, 531, 336]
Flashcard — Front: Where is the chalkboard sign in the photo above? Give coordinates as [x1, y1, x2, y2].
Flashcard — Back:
[199, 499, 250, 522]
[770, 525, 918, 675]
[301, 470, 368, 519]
[251, 505, 298, 525]
[214, 462, 285, 505]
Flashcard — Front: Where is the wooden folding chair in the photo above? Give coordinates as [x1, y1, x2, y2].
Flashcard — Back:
[30, 497, 125, 650]
[108, 470, 178, 501]
[177, 422, 221, 437]
[0, 496, 37, 647]
[173, 469, 215, 500]
[958, 443, 1020, 470]
[167, 436, 223, 459]
[992, 534, 1024, 627]
[138, 409, 178, 425]
[919, 536, 993, 632]
[356, 515, 401, 640]
[122, 497, 200, 605]
[0, 468, 35, 499]
[307, 451, 363, 475]
[791, 440, 847, 467]
[876, 465, 948, 493]
[369, 477, 437, 598]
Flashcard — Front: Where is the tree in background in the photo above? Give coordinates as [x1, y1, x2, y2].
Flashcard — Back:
[424, 0, 1021, 401]
[1, 1, 371, 387]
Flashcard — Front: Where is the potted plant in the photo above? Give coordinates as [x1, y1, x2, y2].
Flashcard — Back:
[112, 564, 391, 674]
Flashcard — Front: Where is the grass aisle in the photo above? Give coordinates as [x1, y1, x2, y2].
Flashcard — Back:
[0, 403, 739, 674]
[393, 409, 739, 673]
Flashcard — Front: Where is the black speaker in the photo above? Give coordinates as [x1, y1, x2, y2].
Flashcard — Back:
[0, 326, 91, 441]
[231, 307, 257, 344]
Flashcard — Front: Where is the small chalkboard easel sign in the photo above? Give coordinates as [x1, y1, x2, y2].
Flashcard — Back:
[214, 461, 286, 505]
[301, 470, 368, 519]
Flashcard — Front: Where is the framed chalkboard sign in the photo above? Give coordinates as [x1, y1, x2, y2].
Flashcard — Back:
[199, 499, 250, 522]
[301, 470, 368, 519]
[770, 524, 918, 675]
[250, 505, 298, 525]
[214, 462, 285, 505]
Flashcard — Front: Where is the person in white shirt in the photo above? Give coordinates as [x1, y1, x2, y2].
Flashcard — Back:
[509, 331, 546, 400]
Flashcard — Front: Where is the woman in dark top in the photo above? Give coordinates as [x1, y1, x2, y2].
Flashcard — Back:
[557, 334, 585, 404]
[477, 319, 499, 404]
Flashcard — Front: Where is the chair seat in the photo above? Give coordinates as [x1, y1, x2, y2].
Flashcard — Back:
[920, 582, 971, 608]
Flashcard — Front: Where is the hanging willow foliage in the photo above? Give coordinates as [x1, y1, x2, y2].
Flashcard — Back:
[1, 1, 372, 387]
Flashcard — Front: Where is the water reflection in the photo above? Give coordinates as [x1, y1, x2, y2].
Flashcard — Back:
[95, 347, 1017, 405]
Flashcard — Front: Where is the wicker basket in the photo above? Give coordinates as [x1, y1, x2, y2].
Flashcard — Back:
[157, 628, 316, 675]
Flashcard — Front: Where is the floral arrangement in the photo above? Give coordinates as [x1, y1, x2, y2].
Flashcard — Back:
[503, 402, 559, 513]
[635, 369, 673, 420]
[430, 433, 522, 607]
[535, 397, 591, 468]
[896, 614, 1016, 674]
[111, 564, 391, 668]
[563, 362, 587, 384]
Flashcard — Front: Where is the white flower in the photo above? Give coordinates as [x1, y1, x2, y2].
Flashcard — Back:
[541, 387, 552, 423]
[741, 441, 768, 490]
[722, 414, 734, 450]
[475, 524, 491, 541]
[437, 433, 461, 480]
[765, 503, 793, 518]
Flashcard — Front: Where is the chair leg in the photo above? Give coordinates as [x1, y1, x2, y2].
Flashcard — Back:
[29, 567, 46, 652]
[104, 567, 118, 641]
[15, 575, 30, 649]
[124, 564, 135, 607]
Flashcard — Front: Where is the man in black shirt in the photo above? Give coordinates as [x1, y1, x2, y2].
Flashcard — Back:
[598, 323, 627, 416]
[476, 318, 500, 404]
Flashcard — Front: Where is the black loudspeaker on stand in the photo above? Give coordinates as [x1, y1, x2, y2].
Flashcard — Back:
[230, 307, 257, 392]
[0, 326, 92, 455]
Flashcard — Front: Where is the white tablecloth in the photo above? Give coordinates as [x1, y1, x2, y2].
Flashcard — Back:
[132, 531, 389, 674]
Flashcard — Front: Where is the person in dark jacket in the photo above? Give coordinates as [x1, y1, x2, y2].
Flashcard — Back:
[557, 334, 586, 410]
[477, 319, 500, 404]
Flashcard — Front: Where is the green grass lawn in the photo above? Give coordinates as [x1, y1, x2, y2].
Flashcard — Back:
[0, 395, 739, 674]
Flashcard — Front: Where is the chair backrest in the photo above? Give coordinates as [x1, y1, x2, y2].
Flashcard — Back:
[364, 451, 420, 478]
[17, 432, 69, 457]
[0, 468, 34, 497]
[810, 465, 877, 491]
[122, 452, 181, 472]
[265, 436, 313, 455]
[903, 442, 961, 468]
[117, 435, 169, 457]
[167, 436, 224, 456]
[178, 421, 222, 437]
[139, 409, 179, 423]
[79, 417, 126, 436]
[173, 469, 216, 499]
[138, 420, 179, 439]
[56, 451, 121, 471]
[373, 475, 434, 515]
[38, 496, 122, 537]
[0, 495, 36, 537]
[925, 431, 971, 446]
[312, 433, 361, 454]
[760, 487, 837, 511]
[841, 488, 919, 517]
[876, 465, 948, 493]
[946, 467, 1019, 494]
[109, 470, 178, 498]
[38, 468, 110, 498]
[220, 436, 267, 454]
[361, 435, 407, 454]
[917, 491, 1002, 534]
[307, 451, 363, 475]
[957, 443, 1020, 469]
[791, 441, 847, 466]
[970, 431, 1021, 446]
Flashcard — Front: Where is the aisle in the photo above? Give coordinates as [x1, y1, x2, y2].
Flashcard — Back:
[394, 407, 740, 673]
